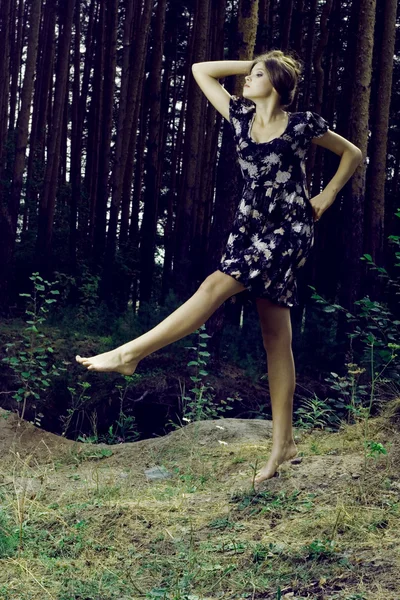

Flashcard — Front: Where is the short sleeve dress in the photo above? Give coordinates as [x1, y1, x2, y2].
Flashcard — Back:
[219, 95, 330, 308]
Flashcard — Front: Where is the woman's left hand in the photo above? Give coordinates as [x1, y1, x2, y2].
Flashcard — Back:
[309, 190, 337, 222]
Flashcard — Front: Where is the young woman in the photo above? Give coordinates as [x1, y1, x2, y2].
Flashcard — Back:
[76, 50, 363, 484]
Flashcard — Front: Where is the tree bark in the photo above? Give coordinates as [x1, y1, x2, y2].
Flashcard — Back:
[139, 0, 167, 305]
[36, 0, 75, 267]
[363, 0, 397, 294]
[338, 0, 375, 318]
[106, 0, 152, 266]
[172, 0, 211, 297]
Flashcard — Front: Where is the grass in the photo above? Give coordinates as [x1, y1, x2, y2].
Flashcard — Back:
[0, 410, 399, 599]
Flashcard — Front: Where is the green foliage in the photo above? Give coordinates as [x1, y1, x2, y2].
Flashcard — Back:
[65, 377, 140, 445]
[307, 287, 399, 426]
[111, 375, 141, 443]
[49, 267, 114, 336]
[220, 305, 266, 381]
[301, 538, 336, 561]
[365, 440, 387, 459]
[294, 393, 342, 431]
[0, 508, 18, 558]
[61, 381, 92, 437]
[304, 209, 400, 483]
[2, 273, 65, 422]
[178, 324, 234, 423]
[76, 269, 102, 323]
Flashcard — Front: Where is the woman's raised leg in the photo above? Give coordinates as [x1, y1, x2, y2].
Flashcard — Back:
[253, 297, 298, 484]
[76, 270, 246, 374]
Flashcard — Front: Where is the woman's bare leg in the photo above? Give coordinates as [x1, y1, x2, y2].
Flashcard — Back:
[253, 297, 298, 484]
[76, 270, 246, 374]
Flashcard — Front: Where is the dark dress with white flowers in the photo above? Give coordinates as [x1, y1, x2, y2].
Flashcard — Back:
[219, 95, 329, 308]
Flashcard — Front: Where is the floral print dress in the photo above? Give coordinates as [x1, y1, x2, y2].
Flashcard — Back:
[219, 95, 330, 308]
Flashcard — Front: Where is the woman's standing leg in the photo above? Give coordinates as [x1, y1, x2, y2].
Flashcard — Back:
[76, 270, 246, 374]
[253, 297, 298, 483]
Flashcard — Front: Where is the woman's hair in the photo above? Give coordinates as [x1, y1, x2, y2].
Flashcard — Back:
[249, 50, 303, 107]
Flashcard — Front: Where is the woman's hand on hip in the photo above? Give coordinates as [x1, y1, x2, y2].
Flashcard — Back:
[309, 189, 337, 222]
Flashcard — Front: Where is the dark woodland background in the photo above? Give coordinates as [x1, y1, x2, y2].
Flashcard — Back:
[0, 0, 399, 438]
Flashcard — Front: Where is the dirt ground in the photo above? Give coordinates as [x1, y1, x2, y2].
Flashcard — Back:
[1, 407, 400, 599]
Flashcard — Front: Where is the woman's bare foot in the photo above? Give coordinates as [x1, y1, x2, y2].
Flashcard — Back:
[75, 345, 140, 375]
[253, 440, 298, 485]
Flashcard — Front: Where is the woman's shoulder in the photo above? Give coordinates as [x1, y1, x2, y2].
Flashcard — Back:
[289, 110, 330, 138]
[293, 110, 330, 138]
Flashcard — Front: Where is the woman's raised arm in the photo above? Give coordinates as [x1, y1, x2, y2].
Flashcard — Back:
[192, 60, 253, 121]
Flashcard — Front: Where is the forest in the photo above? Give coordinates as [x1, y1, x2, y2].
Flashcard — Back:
[0, 0, 400, 597]
[0, 0, 398, 424]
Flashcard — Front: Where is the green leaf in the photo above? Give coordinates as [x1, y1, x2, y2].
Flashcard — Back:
[198, 351, 210, 357]
[36, 285, 45, 291]
[323, 306, 336, 313]
[26, 325, 38, 333]
[50, 290, 60, 295]
[187, 361, 198, 367]
[19, 293, 31, 298]
[199, 370, 208, 376]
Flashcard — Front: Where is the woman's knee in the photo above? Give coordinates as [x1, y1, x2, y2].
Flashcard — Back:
[262, 328, 292, 351]
[256, 297, 292, 348]
[199, 270, 246, 301]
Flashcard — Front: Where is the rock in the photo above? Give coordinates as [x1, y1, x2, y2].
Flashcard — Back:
[144, 465, 173, 481]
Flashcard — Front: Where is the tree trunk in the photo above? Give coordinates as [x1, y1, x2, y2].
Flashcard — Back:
[172, 0, 211, 297]
[139, 0, 167, 305]
[191, 0, 226, 287]
[118, 0, 135, 248]
[105, 0, 152, 267]
[363, 0, 397, 295]
[337, 0, 376, 347]
[302, 0, 318, 108]
[69, 0, 81, 268]
[36, 0, 75, 268]
[0, 0, 13, 311]
[280, 0, 294, 51]
[88, 0, 105, 262]
[161, 8, 193, 304]
[24, 0, 56, 236]
[0, 0, 41, 309]
[96, 0, 119, 276]
[255, 0, 270, 55]
[10, 0, 41, 234]
[307, 0, 333, 189]
[8, 0, 24, 134]
[76, 0, 97, 256]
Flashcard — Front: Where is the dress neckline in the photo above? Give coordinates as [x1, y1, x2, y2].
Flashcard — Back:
[248, 111, 292, 145]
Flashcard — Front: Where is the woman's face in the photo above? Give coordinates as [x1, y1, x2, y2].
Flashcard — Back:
[243, 61, 275, 100]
